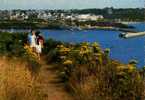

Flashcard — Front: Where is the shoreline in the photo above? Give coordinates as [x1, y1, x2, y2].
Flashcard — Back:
[0, 27, 138, 33]
[0, 27, 137, 32]
[0, 22, 143, 33]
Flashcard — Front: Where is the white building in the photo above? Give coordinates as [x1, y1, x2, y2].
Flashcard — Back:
[37, 13, 52, 20]
[76, 14, 104, 21]
[10, 13, 29, 20]
[65, 15, 76, 20]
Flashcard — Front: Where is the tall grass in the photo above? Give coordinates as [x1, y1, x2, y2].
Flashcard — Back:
[0, 57, 44, 100]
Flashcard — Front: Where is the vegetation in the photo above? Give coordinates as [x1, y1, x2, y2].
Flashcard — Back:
[45, 42, 145, 100]
[0, 20, 133, 29]
[0, 20, 63, 29]
[0, 58, 42, 100]
[0, 32, 41, 74]
[0, 32, 145, 100]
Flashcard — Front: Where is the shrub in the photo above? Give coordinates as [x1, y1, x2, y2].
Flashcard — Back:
[0, 32, 27, 57]
[50, 42, 144, 100]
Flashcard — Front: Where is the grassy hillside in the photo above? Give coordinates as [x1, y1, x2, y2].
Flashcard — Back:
[0, 32, 145, 100]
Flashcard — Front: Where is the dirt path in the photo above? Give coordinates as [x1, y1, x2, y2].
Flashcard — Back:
[34, 60, 73, 100]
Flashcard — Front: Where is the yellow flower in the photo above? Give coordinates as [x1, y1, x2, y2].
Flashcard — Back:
[59, 47, 70, 53]
[81, 42, 89, 46]
[95, 53, 102, 57]
[24, 45, 39, 59]
[95, 47, 101, 50]
[64, 48, 71, 52]
[82, 46, 88, 49]
[127, 65, 136, 73]
[57, 45, 64, 48]
[24, 44, 29, 49]
[136, 74, 141, 81]
[63, 60, 73, 65]
[116, 65, 128, 71]
[79, 49, 90, 55]
[92, 42, 100, 47]
[60, 45, 64, 48]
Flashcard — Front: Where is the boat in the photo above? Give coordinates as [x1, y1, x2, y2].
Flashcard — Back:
[119, 31, 145, 38]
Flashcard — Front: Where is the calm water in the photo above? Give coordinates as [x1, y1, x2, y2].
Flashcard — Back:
[2, 23, 145, 68]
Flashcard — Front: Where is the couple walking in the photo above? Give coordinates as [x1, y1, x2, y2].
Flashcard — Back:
[28, 30, 44, 60]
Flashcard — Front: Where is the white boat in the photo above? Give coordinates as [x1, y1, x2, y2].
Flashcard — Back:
[119, 31, 145, 38]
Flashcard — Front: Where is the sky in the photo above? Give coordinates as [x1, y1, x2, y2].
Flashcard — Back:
[0, 0, 144, 9]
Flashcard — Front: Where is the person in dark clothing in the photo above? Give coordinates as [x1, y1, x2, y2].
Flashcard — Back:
[36, 31, 44, 45]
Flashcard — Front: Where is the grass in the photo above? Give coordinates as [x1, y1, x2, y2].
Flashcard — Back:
[0, 57, 46, 100]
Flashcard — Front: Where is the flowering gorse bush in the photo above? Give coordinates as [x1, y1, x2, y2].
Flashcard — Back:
[51, 42, 144, 100]
[24, 44, 39, 60]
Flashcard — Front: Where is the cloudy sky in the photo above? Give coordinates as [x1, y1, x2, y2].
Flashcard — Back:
[0, 0, 144, 9]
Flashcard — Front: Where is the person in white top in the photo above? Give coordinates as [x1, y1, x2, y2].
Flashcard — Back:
[30, 30, 37, 51]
